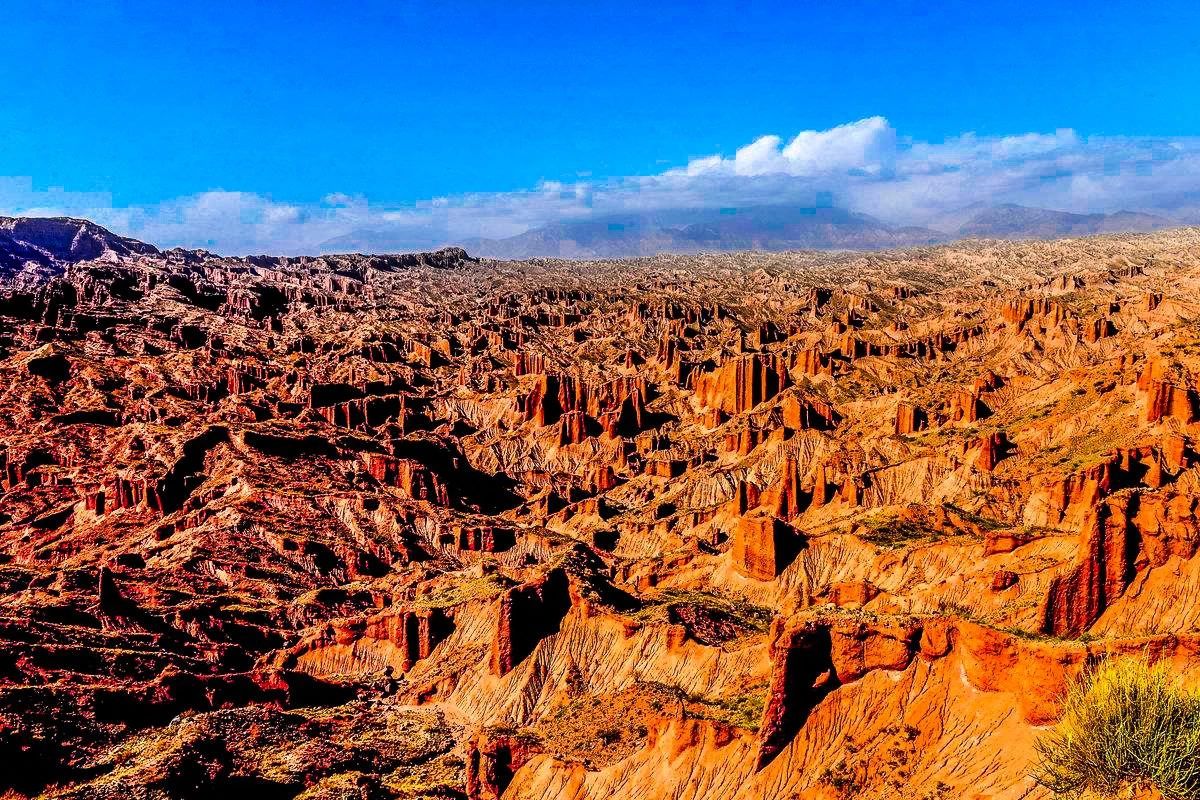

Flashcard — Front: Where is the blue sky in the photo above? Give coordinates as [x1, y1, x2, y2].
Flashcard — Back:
[2, 0, 1200, 253]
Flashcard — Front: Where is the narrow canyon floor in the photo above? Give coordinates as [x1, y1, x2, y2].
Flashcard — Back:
[2, 216, 1200, 799]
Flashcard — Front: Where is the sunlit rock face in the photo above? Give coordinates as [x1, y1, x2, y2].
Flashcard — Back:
[3, 216, 1200, 798]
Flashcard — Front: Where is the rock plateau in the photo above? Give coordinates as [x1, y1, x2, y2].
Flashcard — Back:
[2, 216, 1200, 798]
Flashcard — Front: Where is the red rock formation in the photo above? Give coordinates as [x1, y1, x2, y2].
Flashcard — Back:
[1001, 297, 1066, 330]
[693, 354, 791, 415]
[948, 389, 985, 423]
[282, 607, 454, 676]
[760, 456, 806, 520]
[731, 513, 803, 580]
[1163, 432, 1191, 472]
[793, 345, 830, 376]
[808, 463, 832, 509]
[992, 570, 1019, 591]
[454, 524, 517, 552]
[521, 374, 563, 426]
[467, 730, 544, 800]
[894, 402, 926, 435]
[1042, 498, 1137, 637]
[827, 580, 879, 606]
[490, 570, 572, 676]
[780, 393, 838, 431]
[755, 620, 836, 770]
[362, 453, 451, 505]
[1144, 379, 1198, 423]
[977, 431, 1009, 471]
[724, 480, 762, 517]
[557, 410, 588, 446]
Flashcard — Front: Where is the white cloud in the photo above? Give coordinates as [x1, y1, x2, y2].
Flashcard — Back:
[682, 116, 896, 178]
[4, 117, 1200, 254]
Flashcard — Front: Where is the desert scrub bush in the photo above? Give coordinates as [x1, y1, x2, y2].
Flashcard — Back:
[1034, 656, 1200, 799]
[684, 686, 768, 731]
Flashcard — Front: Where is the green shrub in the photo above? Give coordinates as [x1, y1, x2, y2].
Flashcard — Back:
[1034, 657, 1200, 799]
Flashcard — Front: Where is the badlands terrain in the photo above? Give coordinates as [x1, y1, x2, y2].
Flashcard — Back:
[2, 215, 1200, 798]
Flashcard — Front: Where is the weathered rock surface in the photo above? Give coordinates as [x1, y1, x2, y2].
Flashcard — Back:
[3, 217, 1200, 798]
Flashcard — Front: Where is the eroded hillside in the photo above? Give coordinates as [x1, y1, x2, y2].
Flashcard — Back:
[2, 217, 1200, 799]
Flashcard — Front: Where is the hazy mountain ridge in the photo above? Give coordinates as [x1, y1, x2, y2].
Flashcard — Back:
[458, 206, 948, 258]
[1, 206, 1187, 267]
[455, 203, 1186, 259]
[953, 204, 1175, 239]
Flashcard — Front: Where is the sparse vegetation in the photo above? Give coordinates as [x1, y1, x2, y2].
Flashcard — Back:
[943, 503, 1007, 531]
[821, 759, 862, 796]
[411, 573, 509, 609]
[935, 599, 973, 618]
[858, 515, 939, 549]
[635, 680, 768, 731]
[819, 725, 923, 798]
[630, 588, 773, 634]
[684, 686, 768, 731]
[1034, 657, 1200, 799]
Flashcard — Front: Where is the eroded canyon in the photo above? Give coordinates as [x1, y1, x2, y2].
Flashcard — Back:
[2, 215, 1200, 799]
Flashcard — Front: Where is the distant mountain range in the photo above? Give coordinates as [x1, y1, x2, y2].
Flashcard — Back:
[456, 206, 946, 259]
[0, 205, 1185, 268]
[952, 204, 1174, 239]
[447, 203, 1182, 259]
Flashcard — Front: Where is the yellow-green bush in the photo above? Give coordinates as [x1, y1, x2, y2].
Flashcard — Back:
[1034, 657, 1200, 799]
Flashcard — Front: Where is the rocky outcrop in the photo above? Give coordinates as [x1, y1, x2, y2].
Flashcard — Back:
[1041, 501, 1134, 637]
[755, 620, 836, 770]
[282, 607, 454, 677]
[755, 615, 922, 770]
[693, 354, 791, 415]
[977, 431, 1009, 471]
[731, 513, 804, 580]
[490, 569, 572, 676]
[362, 453, 451, 505]
[1144, 379, 1198, 424]
[894, 402, 926, 435]
[1, 216, 158, 272]
[467, 730, 544, 800]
